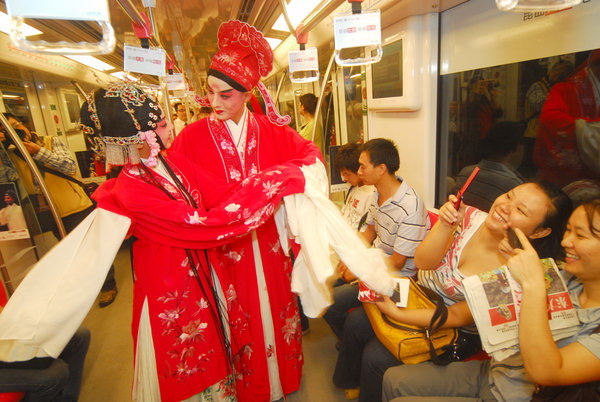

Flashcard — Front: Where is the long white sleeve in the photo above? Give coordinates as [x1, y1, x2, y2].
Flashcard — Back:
[0, 208, 131, 361]
[281, 160, 394, 317]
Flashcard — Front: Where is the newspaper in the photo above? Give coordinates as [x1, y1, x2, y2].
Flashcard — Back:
[463, 258, 579, 360]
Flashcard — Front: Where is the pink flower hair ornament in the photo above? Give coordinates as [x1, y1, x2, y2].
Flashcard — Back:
[138, 130, 160, 167]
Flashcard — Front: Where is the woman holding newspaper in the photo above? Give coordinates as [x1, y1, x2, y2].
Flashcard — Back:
[377, 181, 571, 401]
[381, 197, 600, 401]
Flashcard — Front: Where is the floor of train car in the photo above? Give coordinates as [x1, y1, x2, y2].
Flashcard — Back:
[80, 245, 347, 402]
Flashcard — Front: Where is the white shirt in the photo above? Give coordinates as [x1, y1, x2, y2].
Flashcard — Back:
[225, 106, 249, 164]
[173, 118, 187, 136]
[340, 185, 375, 231]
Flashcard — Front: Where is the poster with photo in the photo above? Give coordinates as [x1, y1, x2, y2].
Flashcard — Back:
[0, 182, 30, 241]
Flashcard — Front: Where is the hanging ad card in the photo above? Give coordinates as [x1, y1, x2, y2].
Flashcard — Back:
[289, 47, 319, 73]
[6, 0, 110, 21]
[333, 10, 381, 50]
[166, 73, 185, 90]
[124, 45, 166, 77]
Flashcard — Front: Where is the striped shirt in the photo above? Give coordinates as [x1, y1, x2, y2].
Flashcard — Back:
[33, 135, 77, 176]
[366, 178, 430, 277]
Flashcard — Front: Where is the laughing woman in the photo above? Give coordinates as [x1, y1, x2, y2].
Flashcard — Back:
[335, 181, 571, 402]
[382, 198, 600, 402]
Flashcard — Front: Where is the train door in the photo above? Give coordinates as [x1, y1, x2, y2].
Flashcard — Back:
[334, 64, 368, 145]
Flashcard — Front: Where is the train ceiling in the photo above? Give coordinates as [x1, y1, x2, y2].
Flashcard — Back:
[0, 0, 468, 91]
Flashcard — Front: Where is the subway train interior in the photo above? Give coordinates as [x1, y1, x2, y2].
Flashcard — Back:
[0, 0, 599, 400]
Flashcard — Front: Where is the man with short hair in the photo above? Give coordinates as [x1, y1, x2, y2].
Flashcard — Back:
[332, 138, 430, 402]
[358, 138, 429, 277]
[336, 142, 376, 232]
[172, 102, 188, 135]
[323, 143, 376, 339]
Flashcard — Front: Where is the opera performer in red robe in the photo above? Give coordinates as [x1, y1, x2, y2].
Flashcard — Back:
[169, 20, 323, 401]
[0, 82, 306, 402]
[534, 49, 600, 187]
[0, 23, 397, 402]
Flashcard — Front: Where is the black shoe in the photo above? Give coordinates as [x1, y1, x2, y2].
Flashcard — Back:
[99, 289, 118, 308]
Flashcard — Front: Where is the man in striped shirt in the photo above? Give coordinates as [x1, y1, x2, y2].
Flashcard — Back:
[357, 138, 430, 277]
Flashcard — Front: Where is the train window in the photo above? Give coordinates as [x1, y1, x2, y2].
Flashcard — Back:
[58, 90, 83, 132]
[437, 47, 600, 209]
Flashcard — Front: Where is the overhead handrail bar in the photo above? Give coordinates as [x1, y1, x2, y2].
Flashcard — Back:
[71, 80, 87, 98]
[0, 114, 66, 238]
[279, 0, 297, 38]
[296, 1, 345, 37]
[115, 0, 163, 49]
[276, 0, 346, 38]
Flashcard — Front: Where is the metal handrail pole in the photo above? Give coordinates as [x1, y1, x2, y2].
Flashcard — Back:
[115, 0, 162, 48]
[274, 70, 287, 109]
[313, 51, 336, 156]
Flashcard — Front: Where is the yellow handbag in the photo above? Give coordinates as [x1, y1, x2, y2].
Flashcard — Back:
[363, 278, 458, 365]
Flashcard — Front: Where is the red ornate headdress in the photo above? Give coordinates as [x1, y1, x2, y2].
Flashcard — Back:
[209, 20, 272, 91]
[208, 20, 291, 126]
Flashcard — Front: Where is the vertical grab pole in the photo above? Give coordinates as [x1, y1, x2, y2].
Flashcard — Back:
[313, 51, 336, 157]
[143, 0, 174, 139]
[274, 70, 288, 110]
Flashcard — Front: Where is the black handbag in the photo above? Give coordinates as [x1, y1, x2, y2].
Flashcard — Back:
[531, 382, 600, 402]
[531, 325, 600, 401]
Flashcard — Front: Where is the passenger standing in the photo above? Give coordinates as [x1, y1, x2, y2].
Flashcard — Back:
[298, 93, 323, 152]
[1, 114, 118, 307]
[519, 60, 573, 177]
[534, 49, 600, 187]
[169, 20, 322, 401]
[172, 102, 188, 135]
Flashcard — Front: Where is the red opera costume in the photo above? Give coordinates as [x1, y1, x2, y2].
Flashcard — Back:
[534, 57, 600, 187]
[171, 111, 321, 401]
[169, 19, 323, 400]
[95, 152, 306, 402]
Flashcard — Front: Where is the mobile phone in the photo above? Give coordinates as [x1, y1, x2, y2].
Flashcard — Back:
[454, 166, 481, 209]
[507, 227, 522, 249]
[390, 282, 401, 304]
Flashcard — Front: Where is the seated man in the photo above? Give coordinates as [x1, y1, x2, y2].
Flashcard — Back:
[337, 142, 376, 232]
[0, 326, 90, 401]
[324, 139, 429, 340]
[324, 142, 375, 339]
